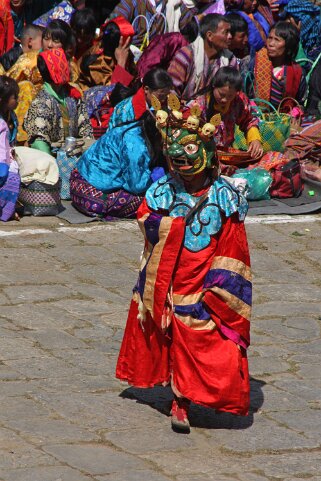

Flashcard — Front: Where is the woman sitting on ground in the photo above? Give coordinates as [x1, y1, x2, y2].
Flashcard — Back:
[206, 66, 263, 159]
[77, 16, 136, 91]
[9, 19, 76, 143]
[24, 48, 93, 155]
[70, 68, 173, 220]
[249, 21, 306, 114]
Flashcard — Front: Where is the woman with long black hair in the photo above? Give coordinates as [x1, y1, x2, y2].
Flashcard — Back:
[70, 68, 173, 219]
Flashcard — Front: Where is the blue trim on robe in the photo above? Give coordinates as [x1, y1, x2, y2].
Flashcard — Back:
[145, 174, 248, 252]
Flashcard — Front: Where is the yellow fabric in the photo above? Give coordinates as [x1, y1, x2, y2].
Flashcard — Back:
[7, 50, 42, 85]
[15, 81, 38, 143]
[246, 127, 262, 145]
[7, 51, 43, 143]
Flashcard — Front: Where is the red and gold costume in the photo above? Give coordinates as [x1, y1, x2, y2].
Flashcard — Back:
[116, 95, 252, 424]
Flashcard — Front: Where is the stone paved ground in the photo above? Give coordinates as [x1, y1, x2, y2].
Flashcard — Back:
[0, 214, 320, 481]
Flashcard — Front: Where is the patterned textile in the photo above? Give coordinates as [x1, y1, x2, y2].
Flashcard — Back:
[146, 174, 248, 252]
[285, 119, 321, 163]
[19, 179, 62, 216]
[168, 44, 238, 100]
[56, 151, 78, 200]
[70, 168, 143, 219]
[84, 85, 116, 139]
[233, 112, 291, 153]
[247, 151, 287, 171]
[282, 0, 321, 58]
[253, 48, 305, 107]
[7, 50, 43, 142]
[33, 0, 75, 27]
[111, 0, 196, 48]
[39, 49, 70, 86]
[24, 88, 92, 148]
[0, 171, 20, 221]
[254, 48, 272, 101]
[137, 32, 188, 79]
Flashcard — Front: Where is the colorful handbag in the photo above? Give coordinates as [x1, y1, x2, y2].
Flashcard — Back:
[270, 160, 303, 199]
[19, 179, 62, 216]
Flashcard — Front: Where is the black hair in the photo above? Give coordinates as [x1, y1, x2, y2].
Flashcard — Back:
[43, 19, 73, 51]
[80, 20, 121, 73]
[109, 83, 135, 107]
[70, 8, 97, 37]
[0, 76, 19, 113]
[199, 13, 229, 39]
[142, 68, 173, 90]
[21, 24, 43, 40]
[102, 21, 121, 57]
[85, 0, 117, 26]
[269, 21, 299, 63]
[212, 66, 243, 91]
[226, 13, 249, 36]
[180, 17, 199, 43]
[37, 55, 53, 84]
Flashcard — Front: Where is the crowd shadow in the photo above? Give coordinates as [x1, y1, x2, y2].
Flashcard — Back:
[120, 376, 265, 430]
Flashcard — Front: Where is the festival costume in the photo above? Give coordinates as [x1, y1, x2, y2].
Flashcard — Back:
[116, 96, 252, 425]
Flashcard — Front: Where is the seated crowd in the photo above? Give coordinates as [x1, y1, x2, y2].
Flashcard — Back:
[0, 0, 321, 221]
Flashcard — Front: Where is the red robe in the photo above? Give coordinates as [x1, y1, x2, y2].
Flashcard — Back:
[0, 0, 14, 56]
[116, 182, 251, 416]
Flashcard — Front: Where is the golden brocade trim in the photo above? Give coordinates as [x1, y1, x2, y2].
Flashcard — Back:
[175, 313, 216, 331]
[210, 256, 252, 282]
[172, 292, 203, 306]
[208, 286, 251, 320]
[143, 216, 173, 317]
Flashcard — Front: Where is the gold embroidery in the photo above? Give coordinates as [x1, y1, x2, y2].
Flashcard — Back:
[210, 256, 252, 282]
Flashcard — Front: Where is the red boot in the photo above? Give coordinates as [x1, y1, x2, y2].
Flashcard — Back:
[171, 396, 191, 433]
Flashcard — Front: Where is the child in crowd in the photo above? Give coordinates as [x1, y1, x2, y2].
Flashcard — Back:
[0, 76, 20, 221]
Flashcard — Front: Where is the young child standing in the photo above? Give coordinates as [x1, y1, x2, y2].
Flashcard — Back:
[0, 75, 20, 221]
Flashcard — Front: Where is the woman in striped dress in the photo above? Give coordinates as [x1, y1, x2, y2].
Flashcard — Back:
[249, 21, 307, 114]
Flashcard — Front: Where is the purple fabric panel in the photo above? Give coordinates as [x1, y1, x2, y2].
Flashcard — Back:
[0, 171, 20, 221]
[174, 302, 211, 321]
[204, 268, 252, 306]
[144, 212, 162, 246]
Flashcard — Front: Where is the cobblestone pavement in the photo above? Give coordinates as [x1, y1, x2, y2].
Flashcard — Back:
[0, 214, 320, 481]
